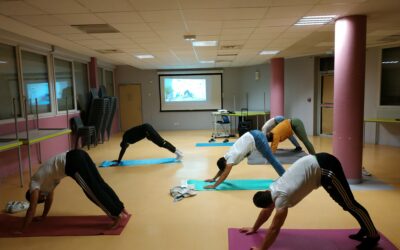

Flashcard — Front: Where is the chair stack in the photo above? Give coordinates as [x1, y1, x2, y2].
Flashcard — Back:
[70, 116, 97, 149]
[87, 98, 107, 144]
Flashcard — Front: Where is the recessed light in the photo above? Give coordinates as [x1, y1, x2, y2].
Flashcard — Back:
[259, 50, 280, 55]
[135, 54, 154, 59]
[184, 34, 196, 41]
[295, 15, 336, 26]
[192, 41, 218, 47]
[200, 60, 215, 63]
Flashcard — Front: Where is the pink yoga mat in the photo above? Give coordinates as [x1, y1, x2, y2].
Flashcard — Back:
[0, 214, 131, 237]
[228, 228, 397, 250]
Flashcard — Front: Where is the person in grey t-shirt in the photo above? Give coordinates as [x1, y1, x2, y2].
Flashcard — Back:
[240, 153, 380, 250]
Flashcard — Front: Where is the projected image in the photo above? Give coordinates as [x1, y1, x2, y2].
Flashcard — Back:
[164, 78, 206, 102]
[26, 82, 50, 105]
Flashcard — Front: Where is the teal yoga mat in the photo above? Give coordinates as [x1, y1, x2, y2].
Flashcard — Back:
[100, 158, 179, 167]
[187, 179, 274, 191]
[196, 142, 234, 147]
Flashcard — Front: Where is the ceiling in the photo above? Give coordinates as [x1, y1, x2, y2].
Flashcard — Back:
[0, 0, 400, 69]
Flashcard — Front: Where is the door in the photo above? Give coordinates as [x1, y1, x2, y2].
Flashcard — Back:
[119, 84, 143, 131]
[320, 74, 334, 135]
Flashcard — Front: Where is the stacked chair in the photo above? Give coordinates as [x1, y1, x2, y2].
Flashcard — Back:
[71, 86, 118, 149]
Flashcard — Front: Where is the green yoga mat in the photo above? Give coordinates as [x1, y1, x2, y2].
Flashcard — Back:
[187, 179, 274, 191]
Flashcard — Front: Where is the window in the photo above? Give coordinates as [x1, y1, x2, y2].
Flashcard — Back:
[74, 62, 89, 112]
[380, 46, 400, 106]
[21, 50, 51, 114]
[54, 58, 75, 111]
[97, 67, 104, 86]
[0, 43, 20, 119]
[104, 70, 114, 96]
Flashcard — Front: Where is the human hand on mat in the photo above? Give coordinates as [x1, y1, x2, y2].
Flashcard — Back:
[204, 184, 216, 189]
[110, 160, 121, 166]
[239, 227, 257, 235]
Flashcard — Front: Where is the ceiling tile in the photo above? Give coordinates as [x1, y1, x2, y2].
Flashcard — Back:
[96, 12, 143, 24]
[139, 10, 183, 22]
[265, 5, 312, 18]
[25, 0, 89, 14]
[222, 20, 259, 28]
[125, 31, 159, 39]
[183, 8, 267, 21]
[128, 0, 180, 11]
[12, 15, 65, 26]
[258, 17, 298, 26]
[148, 21, 186, 31]
[0, 1, 44, 16]
[306, 3, 355, 16]
[91, 33, 127, 39]
[39, 25, 85, 34]
[56, 13, 105, 25]
[270, 0, 319, 6]
[60, 33, 95, 40]
[179, 0, 231, 9]
[112, 23, 150, 32]
[186, 21, 223, 30]
[77, 0, 134, 12]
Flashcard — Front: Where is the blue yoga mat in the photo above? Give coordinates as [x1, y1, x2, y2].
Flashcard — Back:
[100, 158, 179, 167]
[196, 142, 234, 147]
[187, 179, 274, 191]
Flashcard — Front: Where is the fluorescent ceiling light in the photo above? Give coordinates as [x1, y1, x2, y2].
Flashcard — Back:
[295, 15, 336, 26]
[382, 60, 399, 64]
[135, 54, 154, 59]
[0, 60, 7, 64]
[259, 50, 280, 55]
[192, 41, 218, 47]
[200, 60, 215, 63]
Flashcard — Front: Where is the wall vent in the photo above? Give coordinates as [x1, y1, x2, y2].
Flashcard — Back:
[219, 45, 242, 50]
[95, 49, 124, 54]
[71, 24, 119, 34]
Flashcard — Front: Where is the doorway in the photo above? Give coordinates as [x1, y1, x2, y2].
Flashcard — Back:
[319, 74, 334, 135]
[119, 84, 143, 131]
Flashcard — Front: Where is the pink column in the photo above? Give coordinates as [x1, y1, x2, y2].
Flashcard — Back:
[333, 15, 366, 183]
[270, 58, 284, 117]
[89, 57, 98, 89]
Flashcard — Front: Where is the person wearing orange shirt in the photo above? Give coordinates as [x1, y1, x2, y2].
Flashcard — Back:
[266, 118, 316, 155]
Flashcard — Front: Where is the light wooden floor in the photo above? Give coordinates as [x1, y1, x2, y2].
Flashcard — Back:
[0, 130, 399, 250]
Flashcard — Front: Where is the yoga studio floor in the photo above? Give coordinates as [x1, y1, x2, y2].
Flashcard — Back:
[0, 130, 399, 250]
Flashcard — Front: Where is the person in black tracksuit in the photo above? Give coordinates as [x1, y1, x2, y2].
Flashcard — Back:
[112, 123, 183, 165]
[22, 149, 128, 232]
[242, 153, 380, 250]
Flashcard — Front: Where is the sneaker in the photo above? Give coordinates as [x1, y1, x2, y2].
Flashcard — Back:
[356, 236, 380, 250]
[293, 146, 302, 152]
[5, 201, 30, 213]
[175, 149, 184, 161]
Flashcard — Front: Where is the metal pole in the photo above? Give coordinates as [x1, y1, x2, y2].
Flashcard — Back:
[24, 98, 32, 178]
[13, 98, 23, 187]
[35, 98, 41, 164]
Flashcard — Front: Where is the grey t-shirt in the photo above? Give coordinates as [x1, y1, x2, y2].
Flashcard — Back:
[270, 155, 321, 208]
[30, 152, 67, 195]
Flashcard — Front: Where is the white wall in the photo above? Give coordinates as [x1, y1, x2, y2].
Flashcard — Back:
[284, 57, 316, 135]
